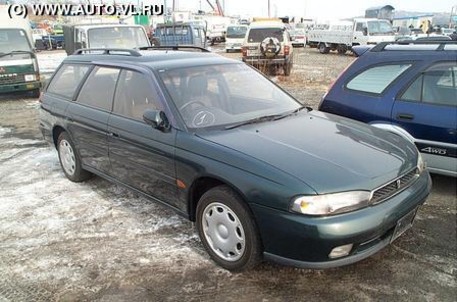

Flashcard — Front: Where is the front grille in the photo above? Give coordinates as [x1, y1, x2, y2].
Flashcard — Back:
[0, 74, 25, 84]
[371, 169, 419, 205]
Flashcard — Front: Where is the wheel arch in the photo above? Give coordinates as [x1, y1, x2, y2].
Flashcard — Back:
[52, 125, 67, 148]
[187, 175, 250, 222]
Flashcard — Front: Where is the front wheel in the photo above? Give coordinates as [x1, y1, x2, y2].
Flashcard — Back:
[196, 186, 262, 271]
[57, 132, 92, 182]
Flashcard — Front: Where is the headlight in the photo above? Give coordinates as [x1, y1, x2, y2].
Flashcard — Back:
[417, 153, 426, 174]
[24, 74, 37, 82]
[291, 191, 371, 216]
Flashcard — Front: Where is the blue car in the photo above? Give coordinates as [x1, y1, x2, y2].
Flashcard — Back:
[319, 41, 457, 177]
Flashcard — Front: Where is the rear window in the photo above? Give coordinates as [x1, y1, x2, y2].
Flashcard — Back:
[47, 64, 91, 99]
[346, 64, 412, 94]
[76, 66, 120, 111]
[247, 28, 284, 42]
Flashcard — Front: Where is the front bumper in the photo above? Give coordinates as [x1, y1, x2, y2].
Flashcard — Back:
[0, 81, 41, 94]
[251, 171, 432, 269]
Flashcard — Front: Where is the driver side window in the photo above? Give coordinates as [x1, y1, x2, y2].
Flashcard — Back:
[113, 70, 162, 121]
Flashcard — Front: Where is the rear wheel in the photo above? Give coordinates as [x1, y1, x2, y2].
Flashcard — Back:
[57, 132, 92, 182]
[337, 44, 348, 54]
[318, 43, 330, 54]
[196, 186, 262, 271]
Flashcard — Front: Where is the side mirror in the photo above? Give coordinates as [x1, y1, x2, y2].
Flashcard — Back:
[362, 27, 368, 36]
[143, 109, 171, 132]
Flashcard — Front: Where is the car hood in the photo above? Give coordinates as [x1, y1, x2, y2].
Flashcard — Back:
[197, 111, 418, 193]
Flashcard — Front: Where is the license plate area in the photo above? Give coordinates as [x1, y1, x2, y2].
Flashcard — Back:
[391, 208, 418, 243]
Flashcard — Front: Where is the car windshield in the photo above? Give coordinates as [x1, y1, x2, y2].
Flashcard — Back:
[159, 63, 301, 129]
[88, 27, 149, 49]
[367, 20, 394, 35]
[226, 26, 247, 38]
[247, 28, 284, 42]
[0, 29, 32, 54]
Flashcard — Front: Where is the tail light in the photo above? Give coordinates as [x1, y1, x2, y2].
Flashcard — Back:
[284, 45, 290, 56]
[242, 47, 247, 57]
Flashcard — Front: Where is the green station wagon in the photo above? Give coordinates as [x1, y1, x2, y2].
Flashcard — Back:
[39, 47, 431, 271]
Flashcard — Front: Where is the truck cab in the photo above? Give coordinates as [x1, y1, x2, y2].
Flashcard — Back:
[0, 7, 41, 97]
[63, 24, 150, 55]
[153, 23, 207, 48]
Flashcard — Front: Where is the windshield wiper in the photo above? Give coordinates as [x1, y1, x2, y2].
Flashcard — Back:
[0, 50, 34, 58]
[225, 106, 312, 130]
[225, 114, 282, 130]
[273, 105, 311, 120]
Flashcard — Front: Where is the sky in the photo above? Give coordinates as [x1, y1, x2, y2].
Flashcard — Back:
[169, 0, 456, 20]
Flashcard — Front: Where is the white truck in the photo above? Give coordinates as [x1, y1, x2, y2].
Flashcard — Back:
[307, 18, 395, 54]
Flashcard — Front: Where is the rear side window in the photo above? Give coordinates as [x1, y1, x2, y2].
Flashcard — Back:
[247, 28, 284, 42]
[346, 64, 412, 94]
[113, 70, 161, 121]
[76, 66, 120, 111]
[400, 62, 457, 106]
[47, 64, 90, 99]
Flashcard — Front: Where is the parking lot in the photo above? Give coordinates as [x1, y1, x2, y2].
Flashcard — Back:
[0, 47, 456, 301]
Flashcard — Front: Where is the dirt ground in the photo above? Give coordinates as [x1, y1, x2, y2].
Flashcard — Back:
[0, 47, 456, 302]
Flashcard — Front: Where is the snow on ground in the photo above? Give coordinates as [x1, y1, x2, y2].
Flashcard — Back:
[0, 124, 216, 300]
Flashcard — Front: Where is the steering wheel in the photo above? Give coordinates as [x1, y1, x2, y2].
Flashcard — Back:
[179, 100, 206, 111]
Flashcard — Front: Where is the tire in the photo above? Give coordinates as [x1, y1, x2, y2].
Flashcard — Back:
[30, 88, 40, 98]
[57, 132, 92, 182]
[284, 62, 292, 76]
[196, 185, 262, 271]
[318, 43, 330, 54]
[337, 44, 348, 54]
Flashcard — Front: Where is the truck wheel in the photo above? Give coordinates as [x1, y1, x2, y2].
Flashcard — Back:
[337, 45, 348, 54]
[318, 43, 330, 54]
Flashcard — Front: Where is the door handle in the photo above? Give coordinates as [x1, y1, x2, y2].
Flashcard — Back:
[397, 113, 414, 120]
[108, 132, 119, 137]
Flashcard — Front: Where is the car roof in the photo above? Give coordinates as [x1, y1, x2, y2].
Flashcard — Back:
[62, 48, 240, 70]
[352, 41, 457, 57]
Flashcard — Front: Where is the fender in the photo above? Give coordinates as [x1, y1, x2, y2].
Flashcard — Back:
[369, 122, 416, 144]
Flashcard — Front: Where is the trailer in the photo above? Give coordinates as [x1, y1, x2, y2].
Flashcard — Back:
[307, 18, 396, 54]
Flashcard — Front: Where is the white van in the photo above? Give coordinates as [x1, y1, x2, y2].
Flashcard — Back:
[225, 25, 248, 52]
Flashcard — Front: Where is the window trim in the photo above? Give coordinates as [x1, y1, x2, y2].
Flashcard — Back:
[344, 61, 415, 97]
[45, 63, 93, 101]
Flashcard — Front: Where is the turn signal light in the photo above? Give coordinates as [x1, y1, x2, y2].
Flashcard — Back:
[284, 45, 290, 56]
[241, 47, 247, 57]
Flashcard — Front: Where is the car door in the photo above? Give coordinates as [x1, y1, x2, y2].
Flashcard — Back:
[392, 61, 457, 171]
[66, 66, 120, 174]
[108, 69, 180, 210]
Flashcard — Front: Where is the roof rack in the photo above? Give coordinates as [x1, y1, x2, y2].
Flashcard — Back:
[371, 40, 457, 52]
[73, 48, 142, 56]
[138, 46, 210, 52]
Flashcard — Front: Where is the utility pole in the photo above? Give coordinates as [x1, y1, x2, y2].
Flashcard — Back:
[268, 0, 270, 17]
